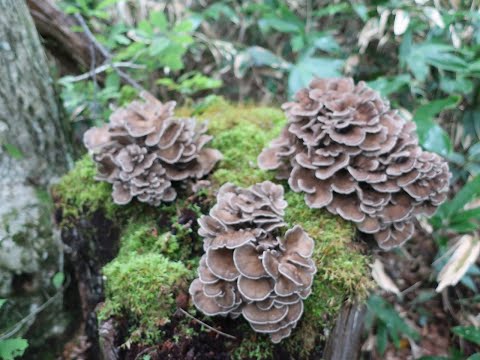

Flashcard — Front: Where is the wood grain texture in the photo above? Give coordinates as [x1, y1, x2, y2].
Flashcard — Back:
[324, 302, 367, 360]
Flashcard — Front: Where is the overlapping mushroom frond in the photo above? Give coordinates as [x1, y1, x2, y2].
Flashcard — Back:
[258, 78, 450, 250]
[189, 181, 317, 343]
[83, 92, 222, 206]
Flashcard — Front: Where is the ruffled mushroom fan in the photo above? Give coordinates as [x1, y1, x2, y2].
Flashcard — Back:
[258, 78, 450, 250]
[83, 92, 222, 206]
[189, 181, 317, 343]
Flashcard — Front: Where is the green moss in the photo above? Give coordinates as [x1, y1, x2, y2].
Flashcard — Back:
[196, 102, 285, 187]
[231, 330, 274, 360]
[57, 100, 372, 358]
[100, 253, 193, 344]
[54, 155, 117, 220]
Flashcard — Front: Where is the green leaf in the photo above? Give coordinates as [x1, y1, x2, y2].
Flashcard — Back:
[414, 96, 459, 156]
[234, 46, 291, 78]
[149, 11, 168, 31]
[311, 33, 342, 54]
[173, 20, 193, 33]
[439, 76, 473, 95]
[288, 57, 344, 97]
[352, 3, 368, 22]
[0, 339, 28, 360]
[0, 299, 5, 309]
[258, 17, 302, 34]
[441, 176, 480, 219]
[3, 144, 24, 159]
[452, 326, 480, 345]
[367, 295, 420, 343]
[376, 322, 388, 355]
[407, 43, 467, 81]
[314, 3, 351, 17]
[367, 74, 410, 97]
[148, 37, 170, 56]
[96, 0, 120, 10]
[467, 354, 480, 360]
[52, 272, 65, 289]
[202, 3, 239, 24]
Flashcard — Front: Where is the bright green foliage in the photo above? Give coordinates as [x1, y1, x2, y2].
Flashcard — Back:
[0, 339, 29, 360]
[101, 253, 192, 344]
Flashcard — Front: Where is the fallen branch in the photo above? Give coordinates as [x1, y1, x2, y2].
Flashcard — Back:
[67, 62, 146, 82]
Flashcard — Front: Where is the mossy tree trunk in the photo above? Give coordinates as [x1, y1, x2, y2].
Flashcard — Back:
[0, 0, 72, 350]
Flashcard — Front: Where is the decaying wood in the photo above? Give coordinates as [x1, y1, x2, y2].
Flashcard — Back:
[26, 0, 105, 72]
[60, 209, 120, 359]
[324, 302, 367, 360]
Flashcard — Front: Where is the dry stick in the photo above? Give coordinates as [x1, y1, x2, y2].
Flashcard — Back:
[69, 62, 146, 82]
[73, 13, 146, 92]
[177, 307, 237, 340]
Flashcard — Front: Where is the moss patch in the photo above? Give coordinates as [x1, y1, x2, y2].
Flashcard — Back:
[101, 253, 192, 344]
[56, 99, 372, 358]
[55, 155, 115, 220]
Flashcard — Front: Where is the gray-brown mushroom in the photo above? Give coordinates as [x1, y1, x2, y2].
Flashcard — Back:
[83, 92, 222, 206]
[258, 78, 450, 250]
[189, 181, 317, 343]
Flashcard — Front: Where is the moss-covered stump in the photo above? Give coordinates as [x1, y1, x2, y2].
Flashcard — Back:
[55, 100, 373, 360]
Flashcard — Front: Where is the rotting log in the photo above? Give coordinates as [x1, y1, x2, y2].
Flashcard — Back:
[26, 0, 105, 73]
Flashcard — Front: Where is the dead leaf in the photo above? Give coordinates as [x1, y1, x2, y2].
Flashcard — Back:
[371, 259, 401, 296]
[394, 10, 410, 36]
[436, 234, 480, 292]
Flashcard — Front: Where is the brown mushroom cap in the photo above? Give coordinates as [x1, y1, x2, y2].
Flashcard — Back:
[258, 77, 451, 249]
[189, 181, 317, 343]
[83, 92, 222, 206]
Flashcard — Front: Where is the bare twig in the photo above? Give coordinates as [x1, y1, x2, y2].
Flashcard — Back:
[67, 62, 146, 82]
[0, 285, 65, 340]
[176, 308, 237, 340]
[73, 13, 146, 92]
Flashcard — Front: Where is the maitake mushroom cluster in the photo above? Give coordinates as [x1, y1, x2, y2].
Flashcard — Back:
[189, 181, 317, 343]
[258, 78, 450, 250]
[83, 92, 222, 206]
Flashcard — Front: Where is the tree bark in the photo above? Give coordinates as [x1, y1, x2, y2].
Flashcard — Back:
[26, 0, 105, 73]
[0, 0, 72, 350]
[324, 302, 367, 360]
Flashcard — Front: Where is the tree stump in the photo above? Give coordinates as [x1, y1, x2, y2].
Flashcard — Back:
[55, 102, 372, 360]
